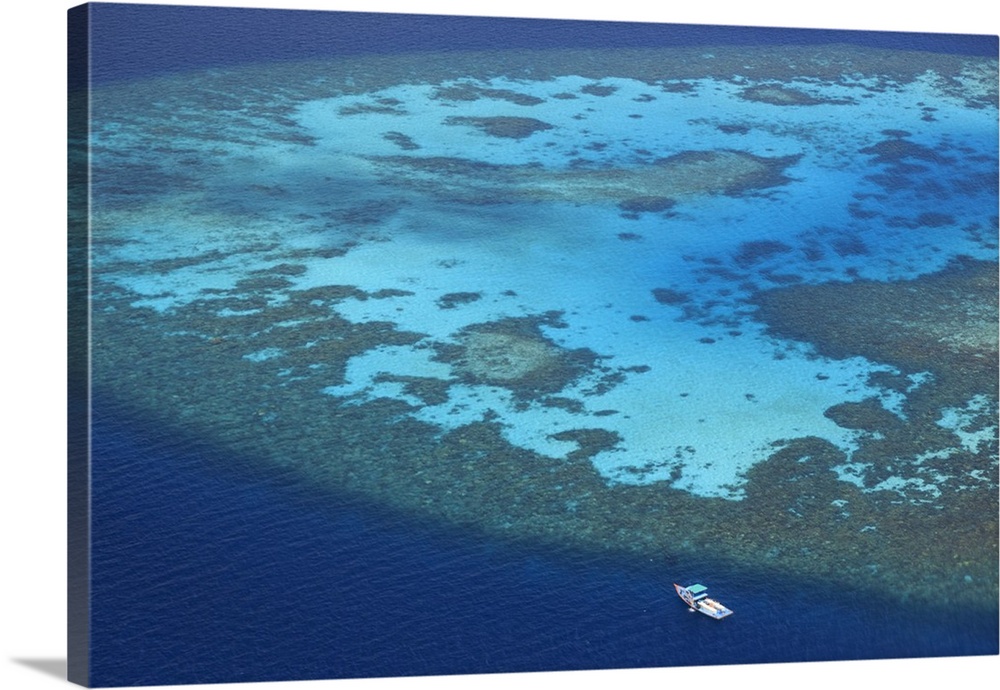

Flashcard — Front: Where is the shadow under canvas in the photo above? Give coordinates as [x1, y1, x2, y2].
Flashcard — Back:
[13, 658, 68, 681]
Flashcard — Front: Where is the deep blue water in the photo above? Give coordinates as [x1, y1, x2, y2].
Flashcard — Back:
[76, 2, 999, 87]
[87, 395, 997, 687]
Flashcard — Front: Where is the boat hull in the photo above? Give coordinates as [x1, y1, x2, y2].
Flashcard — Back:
[674, 583, 733, 619]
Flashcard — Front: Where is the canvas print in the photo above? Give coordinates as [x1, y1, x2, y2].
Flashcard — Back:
[67, 3, 999, 687]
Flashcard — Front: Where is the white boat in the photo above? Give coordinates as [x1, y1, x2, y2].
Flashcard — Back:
[674, 583, 733, 619]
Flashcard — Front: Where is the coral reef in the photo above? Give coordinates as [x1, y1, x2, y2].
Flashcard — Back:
[433, 316, 601, 397]
[739, 84, 853, 106]
[751, 256, 998, 397]
[443, 115, 554, 139]
[452, 331, 560, 383]
[369, 149, 801, 207]
[85, 39, 999, 615]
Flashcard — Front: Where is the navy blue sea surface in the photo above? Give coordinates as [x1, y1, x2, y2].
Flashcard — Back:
[77, 3, 1000, 687]
[85, 2, 995, 85]
[89, 397, 996, 686]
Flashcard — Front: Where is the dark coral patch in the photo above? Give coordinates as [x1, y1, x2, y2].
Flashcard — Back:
[913, 212, 955, 227]
[338, 101, 407, 116]
[824, 398, 906, 434]
[383, 131, 420, 150]
[847, 203, 879, 220]
[740, 84, 852, 106]
[444, 115, 554, 139]
[549, 428, 622, 462]
[437, 291, 482, 309]
[373, 155, 505, 174]
[859, 138, 952, 166]
[580, 83, 618, 97]
[886, 212, 956, 229]
[652, 287, 688, 305]
[618, 196, 676, 215]
[661, 81, 696, 93]
[432, 84, 544, 106]
[733, 240, 793, 268]
[373, 373, 452, 406]
[750, 256, 998, 398]
[235, 275, 294, 292]
[432, 313, 601, 400]
[830, 235, 869, 257]
[253, 262, 307, 277]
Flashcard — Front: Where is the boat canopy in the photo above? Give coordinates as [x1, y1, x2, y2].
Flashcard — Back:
[686, 584, 708, 595]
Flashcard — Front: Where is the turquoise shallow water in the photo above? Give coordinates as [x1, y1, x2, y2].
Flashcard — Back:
[73, 5, 999, 685]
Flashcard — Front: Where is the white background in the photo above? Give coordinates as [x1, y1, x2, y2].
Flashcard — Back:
[2, 1, 997, 689]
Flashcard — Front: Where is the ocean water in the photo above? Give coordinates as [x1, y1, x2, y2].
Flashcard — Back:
[88, 396, 994, 687]
[73, 4, 999, 687]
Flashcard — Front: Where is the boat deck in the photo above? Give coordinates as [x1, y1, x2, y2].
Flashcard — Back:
[697, 599, 733, 618]
[675, 583, 733, 619]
